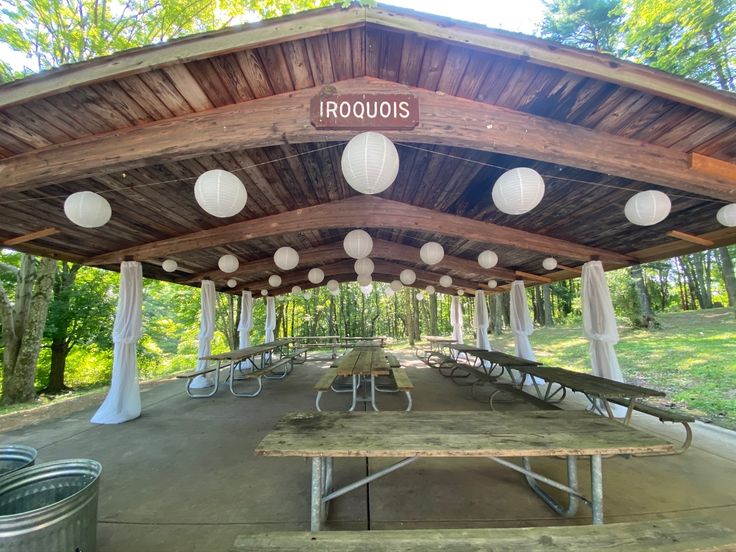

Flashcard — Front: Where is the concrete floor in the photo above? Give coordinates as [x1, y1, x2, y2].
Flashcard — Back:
[1, 351, 735, 551]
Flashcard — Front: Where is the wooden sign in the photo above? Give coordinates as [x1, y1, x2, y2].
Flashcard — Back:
[311, 94, 419, 130]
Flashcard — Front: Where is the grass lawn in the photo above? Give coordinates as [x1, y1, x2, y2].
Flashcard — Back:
[484, 308, 736, 430]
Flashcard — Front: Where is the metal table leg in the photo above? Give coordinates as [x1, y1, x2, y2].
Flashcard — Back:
[591, 454, 604, 524]
[310, 457, 324, 531]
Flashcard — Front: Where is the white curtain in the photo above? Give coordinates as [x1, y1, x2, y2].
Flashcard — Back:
[91, 261, 143, 424]
[238, 291, 253, 349]
[450, 296, 464, 344]
[189, 280, 216, 389]
[582, 261, 623, 381]
[265, 296, 276, 342]
[474, 290, 492, 366]
[510, 280, 542, 385]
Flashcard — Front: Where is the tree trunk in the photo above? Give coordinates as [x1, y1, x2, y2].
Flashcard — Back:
[718, 247, 736, 307]
[630, 264, 655, 327]
[1, 256, 57, 405]
[429, 293, 438, 335]
[543, 284, 554, 326]
[47, 337, 70, 393]
[405, 290, 414, 346]
[493, 294, 503, 335]
[411, 292, 421, 341]
[501, 292, 510, 327]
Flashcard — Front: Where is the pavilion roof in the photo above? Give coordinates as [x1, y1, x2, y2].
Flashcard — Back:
[1, 3, 735, 294]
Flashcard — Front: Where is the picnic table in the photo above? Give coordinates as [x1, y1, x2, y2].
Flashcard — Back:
[335, 345, 391, 411]
[256, 410, 674, 530]
[177, 339, 293, 397]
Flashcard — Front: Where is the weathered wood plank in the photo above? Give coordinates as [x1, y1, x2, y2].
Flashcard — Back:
[255, 410, 674, 457]
[3, 227, 60, 245]
[232, 518, 736, 551]
[4, 78, 732, 200]
[87, 195, 633, 265]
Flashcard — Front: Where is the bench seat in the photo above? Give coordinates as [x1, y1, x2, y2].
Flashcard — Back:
[608, 398, 694, 454]
[391, 367, 413, 391]
[314, 368, 338, 391]
[232, 517, 735, 551]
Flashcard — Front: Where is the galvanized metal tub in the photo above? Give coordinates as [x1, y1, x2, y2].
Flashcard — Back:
[0, 447, 37, 477]
[0, 459, 102, 552]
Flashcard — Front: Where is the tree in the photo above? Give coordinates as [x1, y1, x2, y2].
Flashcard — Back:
[620, 0, 735, 90]
[540, 0, 623, 52]
[1, 254, 57, 404]
[0, 0, 335, 80]
[43, 263, 116, 393]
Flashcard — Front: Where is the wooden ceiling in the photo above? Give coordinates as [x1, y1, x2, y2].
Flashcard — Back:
[1, 4, 735, 295]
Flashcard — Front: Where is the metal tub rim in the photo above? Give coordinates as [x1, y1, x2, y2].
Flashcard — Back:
[0, 458, 102, 537]
[0, 446, 37, 477]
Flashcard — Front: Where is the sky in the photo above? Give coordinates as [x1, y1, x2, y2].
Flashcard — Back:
[0, 0, 547, 73]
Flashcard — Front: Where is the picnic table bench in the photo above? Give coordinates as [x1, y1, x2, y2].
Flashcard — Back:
[176, 340, 302, 398]
[234, 517, 735, 551]
[314, 350, 412, 411]
[256, 410, 674, 530]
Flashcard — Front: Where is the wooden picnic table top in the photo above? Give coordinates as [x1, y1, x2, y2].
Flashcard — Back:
[470, 349, 543, 366]
[200, 340, 290, 361]
[448, 343, 485, 353]
[256, 410, 673, 458]
[335, 346, 390, 377]
[289, 335, 340, 341]
[516, 365, 666, 400]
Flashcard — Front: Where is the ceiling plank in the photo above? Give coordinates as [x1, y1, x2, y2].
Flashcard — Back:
[2, 78, 734, 200]
[666, 230, 715, 247]
[3, 227, 60, 245]
[87, 196, 633, 266]
[632, 227, 736, 263]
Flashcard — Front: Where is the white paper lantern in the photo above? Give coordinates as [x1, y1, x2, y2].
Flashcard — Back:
[330, 289, 340, 296]
[624, 190, 671, 226]
[274, 247, 299, 270]
[390, 280, 403, 292]
[308, 268, 325, 284]
[291, 285, 302, 294]
[716, 204, 736, 227]
[457, 289, 465, 296]
[385, 287, 396, 297]
[304, 291, 312, 300]
[64, 191, 112, 228]
[326, 279, 340, 292]
[194, 169, 247, 218]
[162, 259, 178, 273]
[487, 279, 498, 289]
[542, 257, 558, 271]
[261, 289, 268, 296]
[478, 250, 498, 269]
[341, 132, 399, 194]
[227, 279, 237, 288]
[439, 275, 453, 288]
[420, 242, 444, 265]
[354, 257, 375, 275]
[218, 254, 239, 273]
[268, 274, 282, 288]
[425, 285, 436, 295]
[400, 269, 416, 286]
[357, 273, 372, 286]
[343, 229, 373, 259]
[492, 167, 545, 215]
[416, 292, 425, 301]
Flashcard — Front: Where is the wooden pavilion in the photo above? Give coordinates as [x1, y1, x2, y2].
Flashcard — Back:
[1, 3, 735, 294]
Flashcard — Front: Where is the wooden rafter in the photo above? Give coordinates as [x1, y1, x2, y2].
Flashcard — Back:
[87, 196, 633, 266]
[667, 230, 715, 247]
[185, 238, 517, 283]
[3, 227, 59, 246]
[3, 78, 735, 200]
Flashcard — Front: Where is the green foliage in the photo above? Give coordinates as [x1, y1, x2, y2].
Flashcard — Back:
[540, 0, 623, 52]
[620, 0, 736, 90]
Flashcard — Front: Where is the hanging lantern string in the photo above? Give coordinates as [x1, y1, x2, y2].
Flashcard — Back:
[1, 140, 727, 207]
[396, 143, 729, 205]
[0, 142, 345, 207]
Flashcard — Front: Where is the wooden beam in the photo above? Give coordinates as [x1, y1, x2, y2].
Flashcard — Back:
[2, 78, 734, 200]
[690, 153, 736, 183]
[87, 196, 633, 265]
[667, 230, 715, 247]
[556, 264, 583, 275]
[0, 5, 365, 109]
[514, 270, 553, 283]
[185, 238, 518, 284]
[3, 227, 59, 245]
[634, 227, 736, 263]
